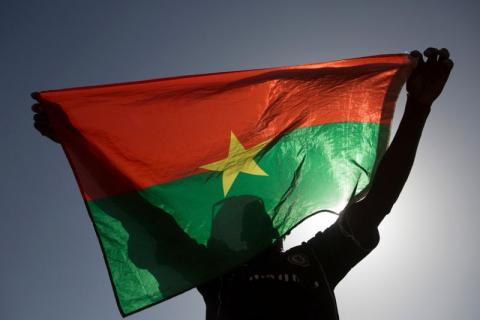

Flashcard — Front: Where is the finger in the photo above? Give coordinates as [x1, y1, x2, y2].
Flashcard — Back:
[33, 113, 50, 123]
[442, 58, 454, 70]
[31, 92, 41, 101]
[33, 124, 59, 142]
[438, 48, 450, 61]
[432, 58, 454, 92]
[409, 50, 425, 66]
[33, 113, 44, 122]
[33, 118, 53, 129]
[424, 47, 439, 63]
[31, 103, 44, 113]
[439, 58, 454, 80]
[34, 121, 55, 135]
[34, 124, 59, 142]
[34, 121, 51, 133]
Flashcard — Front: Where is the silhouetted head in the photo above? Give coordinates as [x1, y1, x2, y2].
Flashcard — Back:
[239, 199, 279, 250]
[208, 195, 279, 254]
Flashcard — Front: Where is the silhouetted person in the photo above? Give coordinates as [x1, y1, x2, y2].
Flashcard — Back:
[92, 191, 279, 299]
[32, 48, 453, 320]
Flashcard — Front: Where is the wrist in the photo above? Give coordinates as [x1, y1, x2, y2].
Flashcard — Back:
[405, 95, 432, 118]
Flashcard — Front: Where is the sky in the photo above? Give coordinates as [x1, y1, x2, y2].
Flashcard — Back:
[1, 0, 479, 319]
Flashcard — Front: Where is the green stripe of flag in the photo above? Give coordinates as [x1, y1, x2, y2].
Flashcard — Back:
[87, 121, 388, 315]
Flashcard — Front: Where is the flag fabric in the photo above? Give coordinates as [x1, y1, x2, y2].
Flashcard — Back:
[39, 54, 413, 316]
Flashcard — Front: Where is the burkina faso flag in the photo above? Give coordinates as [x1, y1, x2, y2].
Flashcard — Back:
[39, 54, 414, 316]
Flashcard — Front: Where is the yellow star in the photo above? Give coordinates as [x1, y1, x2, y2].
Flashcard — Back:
[200, 132, 270, 196]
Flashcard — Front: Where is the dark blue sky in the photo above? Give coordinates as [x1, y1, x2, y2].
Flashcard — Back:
[1, 1, 478, 319]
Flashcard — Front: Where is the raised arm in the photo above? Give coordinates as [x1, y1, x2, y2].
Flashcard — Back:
[343, 48, 454, 247]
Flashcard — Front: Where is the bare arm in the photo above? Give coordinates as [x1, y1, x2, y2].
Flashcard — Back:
[344, 48, 454, 246]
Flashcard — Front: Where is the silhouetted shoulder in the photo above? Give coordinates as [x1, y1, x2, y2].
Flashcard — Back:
[306, 215, 379, 288]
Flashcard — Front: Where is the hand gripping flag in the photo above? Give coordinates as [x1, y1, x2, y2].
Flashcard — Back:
[39, 54, 414, 315]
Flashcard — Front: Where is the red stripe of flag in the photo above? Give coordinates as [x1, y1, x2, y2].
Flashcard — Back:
[40, 54, 413, 200]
